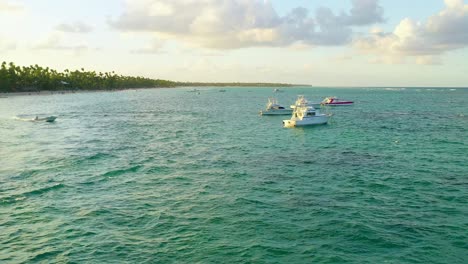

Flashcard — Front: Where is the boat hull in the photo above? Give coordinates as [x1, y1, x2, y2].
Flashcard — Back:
[290, 103, 321, 109]
[260, 109, 293, 115]
[34, 116, 57, 122]
[323, 102, 353, 106]
[283, 115, 329, 127]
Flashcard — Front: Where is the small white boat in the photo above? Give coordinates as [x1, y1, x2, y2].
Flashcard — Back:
[290, 95, 321, 109]
[283, 98, 329, 127]
[33, 116, 57, 122]
[260, 98, 293, 115]
[321, 97, 353, 106]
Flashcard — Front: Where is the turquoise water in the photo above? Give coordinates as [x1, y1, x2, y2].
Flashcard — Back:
[0, 87, 467, 263]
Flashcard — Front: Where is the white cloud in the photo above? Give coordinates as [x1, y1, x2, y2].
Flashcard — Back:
[0, 36, 16, 51]
[109, 0, 384, 49]
[346, 0, 385, 25]
[56, 22, 93, 33]
[415, 55, 443, 65]
[354, 0, 468, 64]
[131, 38, 166, 54]
[0, 0, 24, 12]
[33, 34, 90, 55]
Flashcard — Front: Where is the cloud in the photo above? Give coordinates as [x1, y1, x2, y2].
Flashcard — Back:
[55, 21, 93, 33]
[332, 54, 354, 62]
[415, 56, 443, 65]
[33, 34, 89, 54]
[345, 0, 385, 25]
[0, 0, 24, 12]
[0, 37, 16, 51]
[353, 0, 468, 64]
[109, 0, 384, 49]
[131, 38, 165, 54]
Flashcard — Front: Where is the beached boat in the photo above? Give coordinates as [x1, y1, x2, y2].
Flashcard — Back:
[260, 98, 293, 115]
[283, 99, 329, 127]
[321, 97, 353, 106]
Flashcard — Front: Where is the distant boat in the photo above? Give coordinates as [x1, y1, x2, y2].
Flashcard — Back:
[219, 89, 226, 92]
[321, 97, 353, 106]
[273, 88, 283, 93]
[260, 97, 293, 115]
[33, 116, 57, 122]
[15, 115, 57, 122]
[283, 97, 329, 127]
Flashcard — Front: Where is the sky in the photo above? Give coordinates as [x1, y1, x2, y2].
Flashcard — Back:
[0, 0, 467, 87]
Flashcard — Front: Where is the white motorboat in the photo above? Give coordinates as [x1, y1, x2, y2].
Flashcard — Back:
[283, 98, 329, 127]
[321, 96, 353, 106]
[15, 115, 57, 122]
[290, 95, 321, 109]
[33, 116, 57, 122]
[260, 98, 293, 115]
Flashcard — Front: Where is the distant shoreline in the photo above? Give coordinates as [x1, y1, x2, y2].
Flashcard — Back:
[0, 85, 309, 97]
[1, 85, 466, 98]
[1, 89, 108, 97]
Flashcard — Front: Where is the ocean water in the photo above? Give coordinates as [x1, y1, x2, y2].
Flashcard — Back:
[0, 87, 467, 263]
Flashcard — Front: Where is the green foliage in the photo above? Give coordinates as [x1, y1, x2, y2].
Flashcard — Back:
[0, 61, 177, 93]
[0, 61, 300, 93]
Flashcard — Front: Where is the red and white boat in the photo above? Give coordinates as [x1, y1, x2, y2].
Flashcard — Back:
[321, 97, 353, 106]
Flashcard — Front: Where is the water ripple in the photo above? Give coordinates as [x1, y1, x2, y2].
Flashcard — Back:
[0, 87, 467, 263]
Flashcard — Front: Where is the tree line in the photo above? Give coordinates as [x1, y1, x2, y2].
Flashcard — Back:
[0, 61, 177, 93]
[0, 61, 299, 93]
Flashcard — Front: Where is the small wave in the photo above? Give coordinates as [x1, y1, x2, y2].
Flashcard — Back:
[23, 183, 65, 197]
[72, 153, 117, 166]
[27, 250, 62, 263]
[1, 183, 65, 205]
[0, 195, 27, 205]
[10, 169, 40, 180]
[146, 165, 172, 174]
[102, 165, 143, 177]
[88, 153, 115, 160]
[13, 116, 34, 122]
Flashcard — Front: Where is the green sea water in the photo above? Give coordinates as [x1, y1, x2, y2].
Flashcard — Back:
[0, 87, 467, 263]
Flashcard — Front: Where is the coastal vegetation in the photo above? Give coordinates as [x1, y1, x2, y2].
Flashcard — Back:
[0, 61, 176, 93]
[0, 61, 298, 93]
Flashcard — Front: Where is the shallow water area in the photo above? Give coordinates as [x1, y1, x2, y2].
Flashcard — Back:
[1, 87, 467, 263]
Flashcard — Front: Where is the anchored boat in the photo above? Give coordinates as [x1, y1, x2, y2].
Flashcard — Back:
[321, 97, 353, 106]
[283, 97, 329, 127]
[260, 98, 293, 115]
[33, 116, 57, 122]
[290, 95, 321, 109]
